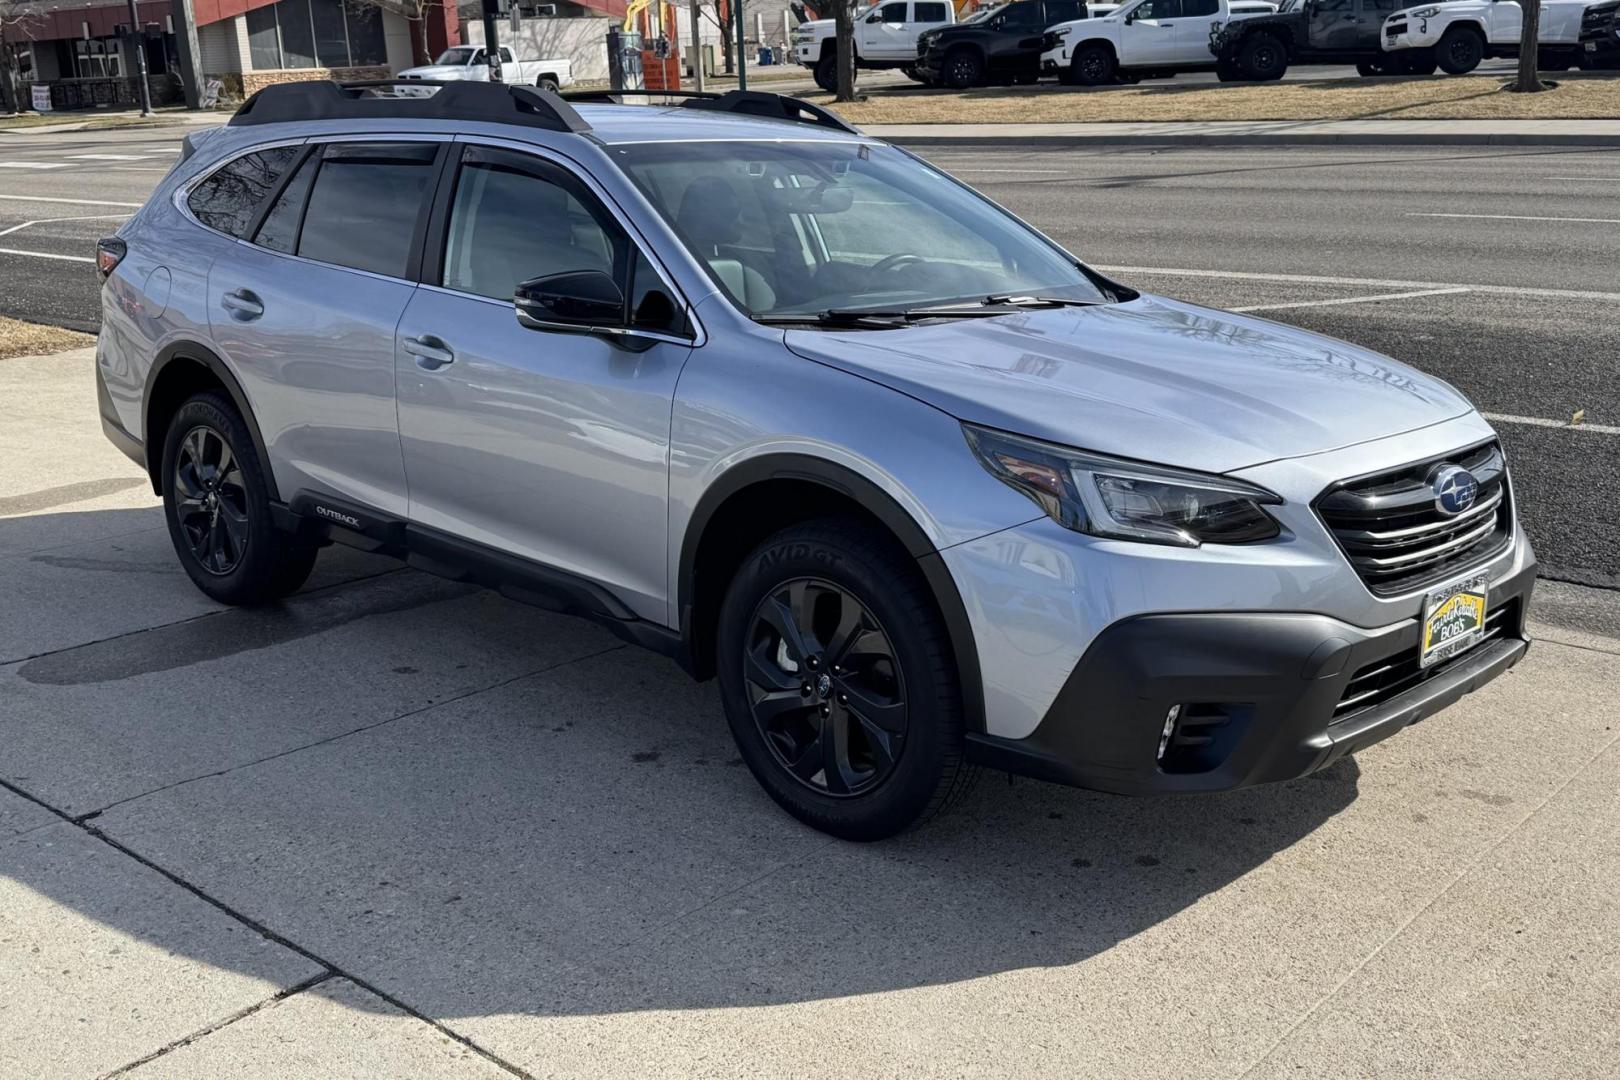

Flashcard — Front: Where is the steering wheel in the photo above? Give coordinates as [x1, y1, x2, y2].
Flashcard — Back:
[871, 253, 928, 275]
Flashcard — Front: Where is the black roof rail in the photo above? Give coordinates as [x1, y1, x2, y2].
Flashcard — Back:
[559, 88, 859, 135]
[228, 80, 592, 134]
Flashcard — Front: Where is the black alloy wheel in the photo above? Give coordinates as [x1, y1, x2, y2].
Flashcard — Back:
[943, 49, 984, 88]
[1074, 44, 1116, 86]
[172, 424, 250, 576]
[743, 578, 907, 797]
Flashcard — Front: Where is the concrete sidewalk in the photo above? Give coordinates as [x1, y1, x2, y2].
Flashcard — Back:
[862, 118, 1620, 146]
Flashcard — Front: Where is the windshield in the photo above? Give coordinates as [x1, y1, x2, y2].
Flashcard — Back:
[612, 140, 1107, 319]
[961, 5, 1002, 22]
[435, 47, 477, 65]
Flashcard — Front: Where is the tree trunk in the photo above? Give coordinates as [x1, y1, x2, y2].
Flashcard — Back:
[0, 32, 17, 117]
[721, 2, 736, 74]
[1514, 0, 1544, 91]
[834, 1, 855, 101]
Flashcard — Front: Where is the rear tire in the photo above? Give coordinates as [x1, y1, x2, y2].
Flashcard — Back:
[1237, 32, 1288, 81]
[1356, 59, 1383, 77]
[1436, 26, 1484, 74]
[160, 391, 318, 607]
[942, 46, 984, 88]
[716, 519, 976, 841]
[536, 76, 560, 92]
[1071, 43, 1117, 86]
[1406, 48, 1438, 75]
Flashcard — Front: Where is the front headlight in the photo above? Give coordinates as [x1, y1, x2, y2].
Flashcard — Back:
[963, 424, 1283, 547]
[1408, 6, 1441, 16]
[1053, 25, 1072, 38]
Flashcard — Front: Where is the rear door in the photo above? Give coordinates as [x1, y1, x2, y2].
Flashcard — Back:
[392, 141, 696, 620]
[992, 0, 1054, 71]
[204, 138, 444, 517]
[1175, 0, 1225, 58]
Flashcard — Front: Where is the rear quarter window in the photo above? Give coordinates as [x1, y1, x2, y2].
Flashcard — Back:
[186, 145, 300, 238]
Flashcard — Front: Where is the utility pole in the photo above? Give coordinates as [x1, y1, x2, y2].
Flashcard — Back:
[126, 0, 153, 117]
[481, 0, 504, 81]
[735, 0, 746, 89]
[169, 0, 202, 108]
[689, 0, 704, 91]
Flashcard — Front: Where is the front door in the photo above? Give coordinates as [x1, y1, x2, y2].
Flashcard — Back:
[1119, 0, 1186, 64]
[1309, 0, 1364, 48]
[860, 1, 916, 59]
[206, 140, 444, 516]
[393, 143, 695, 621]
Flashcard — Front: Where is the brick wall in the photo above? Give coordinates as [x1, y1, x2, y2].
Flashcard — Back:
[213, 66, 392, 100]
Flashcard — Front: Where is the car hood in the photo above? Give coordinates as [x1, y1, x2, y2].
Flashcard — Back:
[798, 18, 834, 32]
[398, 65, 465, 78]
[782, 295, 1474, 474]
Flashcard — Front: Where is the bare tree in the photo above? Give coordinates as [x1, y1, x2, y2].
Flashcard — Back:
[1513, 0, 1545, 92]
[352, 0, 439, 66]
[0, 1, 44, 116]
[834, 0, 856, 101]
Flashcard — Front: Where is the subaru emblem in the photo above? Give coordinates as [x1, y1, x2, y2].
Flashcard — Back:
[1431, 464, 1478, 516]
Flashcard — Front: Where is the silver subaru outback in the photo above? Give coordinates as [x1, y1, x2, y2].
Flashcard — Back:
[95, 82, 1535, 840]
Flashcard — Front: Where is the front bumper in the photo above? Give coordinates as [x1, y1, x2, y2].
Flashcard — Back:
[966, 552, 1535, 794]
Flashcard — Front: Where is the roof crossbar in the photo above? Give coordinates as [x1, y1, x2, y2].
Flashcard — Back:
[560, 89, 860, 135]
[228, 80, 592, 134]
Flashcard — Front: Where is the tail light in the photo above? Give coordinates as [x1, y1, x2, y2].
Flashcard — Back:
[95, 237, 126, 282]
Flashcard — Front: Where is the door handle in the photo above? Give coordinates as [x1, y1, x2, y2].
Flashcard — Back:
[402, 335, 455, 371]
[220, 288, 263, 321]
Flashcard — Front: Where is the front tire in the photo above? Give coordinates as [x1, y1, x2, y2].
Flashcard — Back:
[942, 47, 984, 89]
[1437, 26, 1484, 74]
[160, 391, 318, 606]
[814, 54, 838, 93]
[1071, 44, 1117, 86]
[716, 519, 975, 841]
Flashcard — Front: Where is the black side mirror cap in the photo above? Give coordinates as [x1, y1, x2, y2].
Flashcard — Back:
[514, 270, 625, 331]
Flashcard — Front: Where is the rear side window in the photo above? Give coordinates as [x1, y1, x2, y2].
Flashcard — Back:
[252, 152, 316, 254]
[297, 142, 439, 278]
[1183, 0, 1219, 15]
[1046, 0, 1084, 21]
[914, 2, 949, 19]
[187, 146, 300, 238]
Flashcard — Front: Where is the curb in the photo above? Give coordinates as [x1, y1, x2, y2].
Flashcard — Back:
[871, 131, 1620, 147]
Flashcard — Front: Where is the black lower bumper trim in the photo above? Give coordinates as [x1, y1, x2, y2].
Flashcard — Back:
[967, 557, 1535, 794]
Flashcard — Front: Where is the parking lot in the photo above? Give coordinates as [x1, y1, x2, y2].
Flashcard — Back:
[2, 123, 1619, 1078]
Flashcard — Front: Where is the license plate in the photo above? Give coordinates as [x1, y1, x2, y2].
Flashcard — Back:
[1421, 574, 1489, 668]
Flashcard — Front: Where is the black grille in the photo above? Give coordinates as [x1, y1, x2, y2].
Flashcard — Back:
[1316, 441, 1511, 597]
[1582, 1, 1618, 34]
[1333, 600, 1518, 721]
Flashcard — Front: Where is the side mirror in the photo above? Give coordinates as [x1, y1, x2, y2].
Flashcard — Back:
[514, 271, 625, 333]
[867, 11, 883, 21]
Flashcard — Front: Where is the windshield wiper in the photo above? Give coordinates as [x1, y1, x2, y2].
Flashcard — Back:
[755, 306, 1009, 328]
[981, 294, 1109, 309]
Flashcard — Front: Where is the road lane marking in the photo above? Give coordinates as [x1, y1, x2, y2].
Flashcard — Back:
[1542, 176, 1620, 181]
[66, 154, 152, 161]
[0, 162, 71, 170]
[0, 245, 94, 263]
[1408, 212, 1620, 225]
[1482, 412, 1620, 437]
[1098, 265, 1620, 303]
[0, 213, 129, 237]
[1232, 287, 1470, 313]
[0, 194, 143, 207]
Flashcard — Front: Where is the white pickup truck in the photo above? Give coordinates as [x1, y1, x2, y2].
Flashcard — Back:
[1380, 0, 1602, 72]
[793, 0, 957, 91]
[399, 46, 575, 91]
[1042, 0, 1272, 84]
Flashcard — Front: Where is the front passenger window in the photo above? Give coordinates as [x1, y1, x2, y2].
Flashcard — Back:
[442, 147, 627, 305]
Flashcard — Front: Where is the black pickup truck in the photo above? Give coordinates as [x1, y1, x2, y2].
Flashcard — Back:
[916, 0, 1086, 87]
[1210, 0, 1432, 80]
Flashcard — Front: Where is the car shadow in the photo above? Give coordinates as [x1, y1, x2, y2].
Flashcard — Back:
[0, 506, 1361, 1023]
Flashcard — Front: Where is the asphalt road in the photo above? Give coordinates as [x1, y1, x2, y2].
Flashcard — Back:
[1, 128, 1615, 586]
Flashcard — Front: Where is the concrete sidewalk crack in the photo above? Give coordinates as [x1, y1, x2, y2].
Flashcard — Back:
[78, 642, 627, 821]
[1233, 727, 1620, 1079]
[0, 773, 540, 1080]
[97, 971, 336, 1078]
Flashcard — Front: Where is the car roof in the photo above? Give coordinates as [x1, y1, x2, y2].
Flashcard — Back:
[573, 104, 870, 146]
